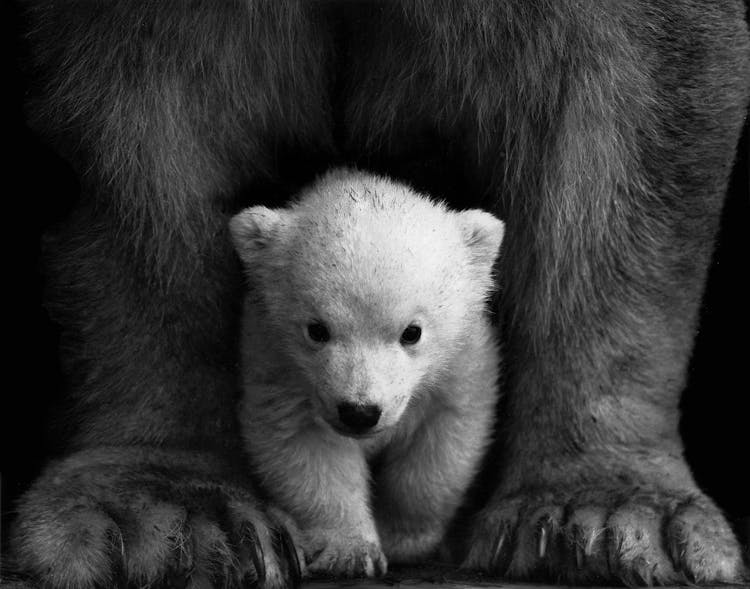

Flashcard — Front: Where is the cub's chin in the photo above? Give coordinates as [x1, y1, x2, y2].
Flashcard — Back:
[327, 420, 386, 440]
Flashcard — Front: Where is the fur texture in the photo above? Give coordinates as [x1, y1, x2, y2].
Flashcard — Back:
[8, 0, 750, 586]
[230, 169, 502, 576]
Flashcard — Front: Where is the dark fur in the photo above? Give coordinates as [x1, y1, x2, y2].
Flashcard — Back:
[8, 0, 750, 587]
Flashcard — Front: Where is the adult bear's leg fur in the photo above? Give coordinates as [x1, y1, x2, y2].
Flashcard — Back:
[341, 1, 750, 584]
[11, 2, 333, 587]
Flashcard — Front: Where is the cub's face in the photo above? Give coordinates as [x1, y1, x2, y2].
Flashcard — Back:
[230, 171, 504, 439]
[277, 263, 458, 438]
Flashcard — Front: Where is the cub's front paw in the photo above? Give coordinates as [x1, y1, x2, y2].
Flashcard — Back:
[305, 529, 387, 578]
[379, 524, 444, 564]
[463, 487, 746, 585]
[10, 448, 302, 589]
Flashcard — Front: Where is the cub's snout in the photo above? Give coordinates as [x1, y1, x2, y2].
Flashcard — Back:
[336, 402, 382, 436]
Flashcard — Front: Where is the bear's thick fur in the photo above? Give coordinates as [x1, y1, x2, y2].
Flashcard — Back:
[6, 1, 750, 587]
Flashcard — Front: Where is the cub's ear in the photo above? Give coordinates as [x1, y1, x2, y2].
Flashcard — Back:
[458, 209, 505, 268]
[229, 206, 284, 264]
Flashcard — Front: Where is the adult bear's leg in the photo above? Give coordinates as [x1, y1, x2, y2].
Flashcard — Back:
[342, 1, 750, 584]
[11, 2, 333, 587]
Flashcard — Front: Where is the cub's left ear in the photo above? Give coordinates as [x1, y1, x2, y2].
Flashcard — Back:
[229, 206, 284, 264]
[458, 209, 505, 268]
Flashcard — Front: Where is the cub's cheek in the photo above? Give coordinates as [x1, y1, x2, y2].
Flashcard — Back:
[307, 389, 338, 422]
[379, 393, 413, 429]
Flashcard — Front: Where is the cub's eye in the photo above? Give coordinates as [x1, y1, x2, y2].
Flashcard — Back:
[400, 324, 422, 345]
[306, 322, 330, 343]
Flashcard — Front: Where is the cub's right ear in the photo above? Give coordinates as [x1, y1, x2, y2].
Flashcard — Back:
[458, 209, 505, 270]
[229, 206, 283, 264]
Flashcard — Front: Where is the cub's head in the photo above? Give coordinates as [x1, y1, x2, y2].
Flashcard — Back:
[230, 169, 504, 439]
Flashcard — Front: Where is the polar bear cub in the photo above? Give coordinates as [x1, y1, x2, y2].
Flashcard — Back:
[230, 168, 503, 577]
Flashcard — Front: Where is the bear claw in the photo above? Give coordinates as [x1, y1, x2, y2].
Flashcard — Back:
[240, 522, 266, 585]
[273, 526, 302, 587]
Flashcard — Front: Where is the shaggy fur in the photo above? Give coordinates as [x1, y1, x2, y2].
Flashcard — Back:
[231, 169, 501, 576]
[8, 0, 750, 587]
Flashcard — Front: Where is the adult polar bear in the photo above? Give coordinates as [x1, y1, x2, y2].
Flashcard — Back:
[10, 1, 750, 587]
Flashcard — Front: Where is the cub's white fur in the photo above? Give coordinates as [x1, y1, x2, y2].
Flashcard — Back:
[230, 169, 503, 577]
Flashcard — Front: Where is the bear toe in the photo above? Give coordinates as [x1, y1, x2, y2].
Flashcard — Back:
[666, 501, 745, 583]
[306, 537, 387, 578]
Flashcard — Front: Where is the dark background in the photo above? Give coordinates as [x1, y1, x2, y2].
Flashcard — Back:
[2, 0, 748, 552]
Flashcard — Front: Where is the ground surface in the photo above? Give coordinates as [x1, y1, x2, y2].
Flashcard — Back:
[307, 584, 748, 589]
[304, 564, 750, 589]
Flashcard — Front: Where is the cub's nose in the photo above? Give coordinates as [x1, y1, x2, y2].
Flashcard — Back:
[337, 402, 381, 433]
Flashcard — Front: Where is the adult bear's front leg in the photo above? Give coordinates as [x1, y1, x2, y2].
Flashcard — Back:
[11, 2, 334, 587]
[455, 1, 750, 585]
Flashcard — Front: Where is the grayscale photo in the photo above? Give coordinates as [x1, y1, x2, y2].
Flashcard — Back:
[2, 2, 749, 588]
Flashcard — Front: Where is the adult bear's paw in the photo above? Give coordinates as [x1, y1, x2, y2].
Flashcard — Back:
[9, 447, 302, 589]
[462, 486, 746, 585]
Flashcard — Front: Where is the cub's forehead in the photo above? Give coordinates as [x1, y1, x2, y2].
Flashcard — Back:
[259, 172, 474, 325]
[276, 173, 466, 298]
[284, 232, 456, 330]
[284, 188, 461, 268]
[286, 171, 458, 245]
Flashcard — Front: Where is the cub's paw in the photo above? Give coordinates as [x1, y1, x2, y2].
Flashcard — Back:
[304, 529, 387, 578]
[10, 448, 302, 589]
[379, 524, 444, 564]
[462, 487, 747, 585]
